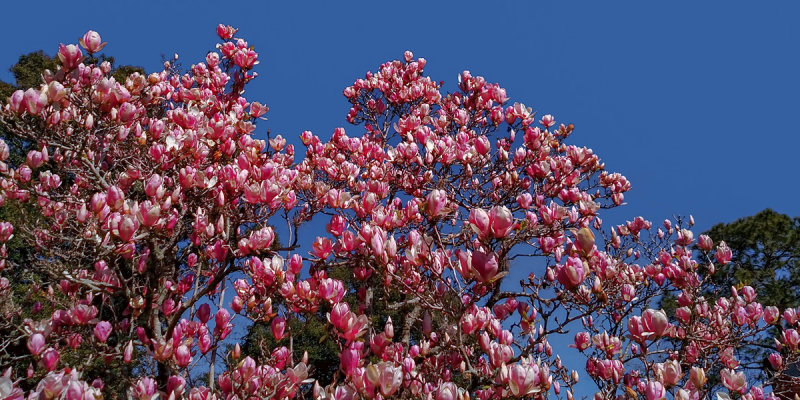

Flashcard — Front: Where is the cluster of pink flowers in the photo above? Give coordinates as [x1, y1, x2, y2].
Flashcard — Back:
[0, 25, 796, 400]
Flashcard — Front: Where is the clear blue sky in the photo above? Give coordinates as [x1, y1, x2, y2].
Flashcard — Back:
[2, 0, 798, 395]
[2, 1, 798, 231]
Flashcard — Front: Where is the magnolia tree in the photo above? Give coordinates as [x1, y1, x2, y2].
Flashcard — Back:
[0, 26, 797, 400]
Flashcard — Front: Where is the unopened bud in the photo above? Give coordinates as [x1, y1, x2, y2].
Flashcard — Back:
[232, 343, 241, 359]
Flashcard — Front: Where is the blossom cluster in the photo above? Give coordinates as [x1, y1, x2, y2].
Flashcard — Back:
[0, 26, 796, 400]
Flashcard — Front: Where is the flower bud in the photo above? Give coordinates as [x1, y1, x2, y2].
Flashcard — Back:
[80, 30, 107, 53]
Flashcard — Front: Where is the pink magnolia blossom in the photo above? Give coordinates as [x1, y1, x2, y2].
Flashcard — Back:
[27, 333, 46, 356]
[216, 24, 238, 39]
[79, 30, 107, 53]
[556, 256, 586, 289]
[57, 44, 83, 69]
[469, 208, 491, 238]
[233, 49, 258, 69]
[8, 89, 24, 114]
[471, 249, 499, 283]
[488, 206, 514, 238]
[768, 353, 783, 370]
[312, 237, 333, 259]
[123, 340, 134, 363]
[571, 331, 591, 351]
[715, 241, 732, 265]
[721, 368, 747, 393]
[271, 316, 286, 340]
[507, 362, 544, 396]
[644, 381, 665, 400]
[426, 189, 447, 217]
[686, 367, 706, 390]
[175, 345, 191, 368]
[40, 348, 59, 371]
[781, 329, 799, 350]
[435, 382, 458, 400]
[93, 321, 112, 342]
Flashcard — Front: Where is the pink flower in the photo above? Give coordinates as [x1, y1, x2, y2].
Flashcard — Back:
[697, 234, 713, 251]
[474, 135, 491, 155]
[571, 331, 591, 351]
[65, 380, 88, 400]
[644, 381, 665, 400]
[117, 215, 138, 242]
[786, 308, 799, 325]
[471, 249, 499, 283]
[721, 368, 747, 393]
[592, 331, 621, 356]
[658, 360, 682, 387]
[436, 382, 458, 400]
[489, 206, 514, 238]
[175, 344, 191, 368]
[93, 321, 112, 342]
[57, 44, 83, 70]
[782, 329, 799, 350]
[621, 284, 636, 302]
[79, 30, 106, 53]
[166, 376, 185, 397]
[689, 366, 706, 388]
[46, 81, 66, 103]
[249, 101, 268, 118]
[676, 307, 698, 328]
[23, 89, 47, 115]
[143, 175, 162, 199]
[233, 49, 258, 69]
[289, 254, 303, 275]
[594, 359, 624, 383]
[741, 285, 756, 303]
[8, 90, 24, 114]
[328, 303, 368, 341]
[369, 362, 402, 397]
[271, 316, 286, 340]
[516, 193, 533, 209]
[370, 231, 385, 256]
[138, 201, 160, 227]
[216, 24, 238, 40]
[715, 241, 732, 265]
[642, 309, 671, 338]
[327, 215, 347, 237]
[312, 237, 333, 259]
[508, 363, 542, 396]
[40, 348, 59, 371]
[106, 185, 125, 210]
[0, 222, 14, 242]
[319, 278, 345, 303]
[26, 150, 44, 169]
[764, 306, 780, 324]
[426, 189, 448, 217]
[556, 256, 585, 289]
[469, 208, 491, 238]
[196, 303, 211, 323]
[132, 377, 157, 400]
[27, 333, 46, 355]
[340, 343, 362, 377]
[214, 309, 231, 339]
[123, 340, 134, 363]
[198, 333, 211, 354]
[769, 353, 783, 370]
[328, 302, 350, 330]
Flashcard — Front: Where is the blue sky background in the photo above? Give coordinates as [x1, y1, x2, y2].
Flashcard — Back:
[2, 0, 799, 395]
